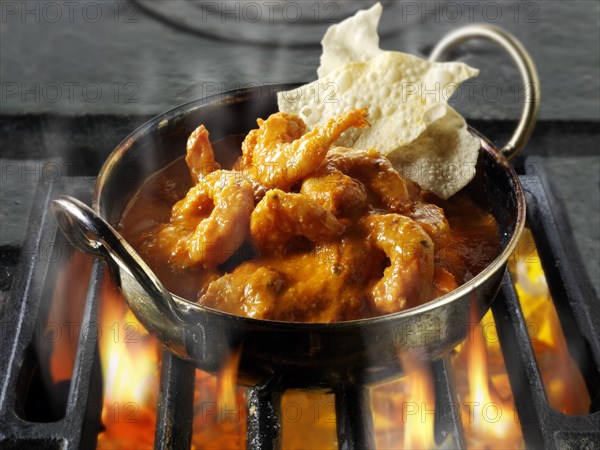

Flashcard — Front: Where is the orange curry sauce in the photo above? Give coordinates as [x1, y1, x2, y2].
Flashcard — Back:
[119, 135, 499, 323]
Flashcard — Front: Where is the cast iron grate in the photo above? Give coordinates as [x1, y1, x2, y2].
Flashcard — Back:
[0, 176, 103, 450]
[0, 157, 599, 449]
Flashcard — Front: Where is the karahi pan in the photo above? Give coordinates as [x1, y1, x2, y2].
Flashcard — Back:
[52, 25, 539, 388]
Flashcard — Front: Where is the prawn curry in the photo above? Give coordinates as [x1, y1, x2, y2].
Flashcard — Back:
[119, 108, 499, 323]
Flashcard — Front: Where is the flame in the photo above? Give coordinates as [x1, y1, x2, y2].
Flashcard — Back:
[49, 250, 92, 383]
[281, 391, 338, 449]
[96, 276, 160, 449]
[281, 359, 438, 450]
[370, 354, 438, 449]
[191, 348, 247, 450]
[90, 228, 590, 449]
[217, 346, 243, 419]
[401, 354, 437, 449]
[452, 228, 590, 448]
[457, 304, 521, 448]
[509, 228, 590, 415]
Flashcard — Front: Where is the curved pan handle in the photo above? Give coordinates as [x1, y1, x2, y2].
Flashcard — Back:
[51, 196, 187, 325]
[429, 24, 541, 160]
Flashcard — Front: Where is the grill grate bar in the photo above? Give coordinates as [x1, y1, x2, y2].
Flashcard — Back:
[523, 159, 600, 403]
[334, 384, 375, 450]
[0, 176, 103, 450]
[492, 276, 548, 448]
[489, 159, 600, 450]
[1, 161, 600, 449]
[154, 351, 196, 450]
[432, 357, 467, 449]
[493, 277, 600, 450]
[246, 385, 282, 450]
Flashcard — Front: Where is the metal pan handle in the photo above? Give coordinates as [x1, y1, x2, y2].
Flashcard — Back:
[51, 196, 186, 325]
[429, 24, 541, 160]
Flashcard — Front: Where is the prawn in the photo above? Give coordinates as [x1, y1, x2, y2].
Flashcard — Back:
[241, 109, 369, 191]
[326, 148, 449, 245]
[162, 170, 254, 268]
[241, 112, 306, 167]
[300, 165, 367, 216]
[366, 214, 434, 315]
[199, 265, 286, 319]
[250, 189, 345, 255]
[326, 147, 411, 212]
[186, 125, 221, 183]
[407, 202, 451, 249]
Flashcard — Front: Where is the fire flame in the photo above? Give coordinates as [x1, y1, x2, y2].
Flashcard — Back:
[96, 276, 160, 449]
[456, 304, 522, 448]
[192, 361, 247, 449]
[49, 250, 92, 383]
[281, 391, 337, 449]
[508, 228, 591, 415]
[217, 346, 243, 416]
[91, 228, 589, 449]
[401, 354, 437, 449]
[369, 355, 438, 449]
